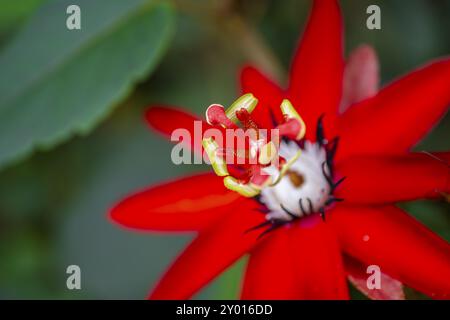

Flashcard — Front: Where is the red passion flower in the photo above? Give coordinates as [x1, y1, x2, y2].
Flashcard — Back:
[110, 0, 450, 300]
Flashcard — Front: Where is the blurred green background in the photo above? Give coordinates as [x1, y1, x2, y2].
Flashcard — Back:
[0, 0, 448, 299]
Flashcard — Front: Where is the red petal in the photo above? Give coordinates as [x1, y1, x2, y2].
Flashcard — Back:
[344, 254, 405, 300]
[334, 152, 450, 204]
[149, 209, 266, 299]
[240, 65, 284, 128]
[110, 172, 243, 232]
[289, 216, 349, 299]
[145, 106, 214, 155]
[288, 0, 344, 139]
[340, 44, 379, 112]
[241, 228, 300, 299]
[329, 205, 450, 299]
[338, 58, 450, 158]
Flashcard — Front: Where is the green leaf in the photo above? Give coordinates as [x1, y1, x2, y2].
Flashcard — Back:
[0, 0, 47, 36]
[0, 0, 175, 169]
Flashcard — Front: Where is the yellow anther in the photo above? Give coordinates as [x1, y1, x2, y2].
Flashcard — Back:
[223, 176, 260, 198]
[280, 99, 306, 140]
[258, 141, 278, 165]
[202, 137, 228, 177]
[225, 93, 258, 124]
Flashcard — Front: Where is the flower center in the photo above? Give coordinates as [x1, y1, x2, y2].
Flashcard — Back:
[203, 94, 344, 231]
[260, 141, 332, 222]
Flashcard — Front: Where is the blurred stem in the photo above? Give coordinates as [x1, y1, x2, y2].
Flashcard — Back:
[172, 0, 285, 83]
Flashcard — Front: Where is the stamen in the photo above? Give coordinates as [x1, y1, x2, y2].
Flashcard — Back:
[223, 176, 259, 198]
[258, 141, 278, 165]
[276, 150, 302, 184]
[202, 137, 228, 176]
[225, 93, 258, 124]
[205, 104, 237, 128]
[235, 108, 259, 132]
[203, 94, 307, 198]
[249, 168, 273, 191]
[279, 99, 306, 140]
[275, 118, 302, 140]
[226, 164, 250, 181]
